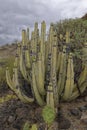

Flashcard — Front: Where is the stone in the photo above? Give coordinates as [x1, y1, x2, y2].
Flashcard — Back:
[57, 114, 71, 129]
[58, 118, 71, 129]
[49, 121, 58, 130]
[16, 108, 28, 119]
[69, 108, 81, 116]
[84, 104, 87, 109]
[81, 112, 87, 124]
[84, 96, 87, 102]
[38, 123, 46, 130]
[12, 118, 23, 130]
[79, 106, 87, 112]
[8, 115, 16, 123]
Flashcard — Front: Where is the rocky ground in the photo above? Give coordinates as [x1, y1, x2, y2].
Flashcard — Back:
[0, 44, 87, 130]
[59, 95, 87, 130]
[0, 87, 87, 130]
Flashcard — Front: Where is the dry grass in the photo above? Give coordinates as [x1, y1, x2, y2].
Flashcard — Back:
[0, 43, 16, 88]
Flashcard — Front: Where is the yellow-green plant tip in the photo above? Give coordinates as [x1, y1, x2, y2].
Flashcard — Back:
[42, 105, 56, 125]
[0, 94, 17, 104]
[23, 121, 30, 130]
[30, 124, 38, 130]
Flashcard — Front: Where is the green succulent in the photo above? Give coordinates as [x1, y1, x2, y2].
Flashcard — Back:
[42, 105, 56, 125]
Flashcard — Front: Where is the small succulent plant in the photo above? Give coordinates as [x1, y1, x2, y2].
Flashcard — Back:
[23, 122, 38, 130]
[42, 105, 56, 125]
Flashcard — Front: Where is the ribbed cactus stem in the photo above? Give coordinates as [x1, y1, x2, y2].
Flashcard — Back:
[27, 28, 29, 41]
[32, 62, 45, 106]
[34, 22, 39, 60]
[63, 53, 74, 100]
[17, 44, 21, 56]
[41, 21, 46, 43]
[66, 29, 70, 44]
[13, 67, 34, 103]
[57, 51, 62, 74]
[69, 65, 87, 101]
[22, 29, 27, 46]
[34, 22, 38, 47]
[34, 22, 38, 41]
[41, 21, 46, 79]
[37, 29, 40, 58]
[6, 67, 14, 91]
[41, 21, 46, 55]
[46, 52, 51, 86]
[49, 23, 54, 53]
[52, 32, 57, 73]
[14, 56, 19, 67]
[45, 34, 50, 84]
[57, 47, 67, 95]
[51, 32, 58, 106]
[34, 22, 38, 31]
[25, 49, 31, 69]
[46, 83, 55, 110]
[58, 46, 67, 95]
[31, 31, 37, 61]
[49, 24, 54, 82]
[20, 52, 28, 81]
[36, 52, 46, 95]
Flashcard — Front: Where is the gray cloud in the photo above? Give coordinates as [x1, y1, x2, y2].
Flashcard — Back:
[0, 0, 87, 44]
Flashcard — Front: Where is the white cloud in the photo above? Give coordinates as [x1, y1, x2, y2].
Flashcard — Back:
[0, 0, 87, 44]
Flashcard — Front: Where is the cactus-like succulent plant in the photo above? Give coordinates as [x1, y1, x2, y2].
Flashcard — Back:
[6, 21, 87, 113]
[42, 105, 56, 126]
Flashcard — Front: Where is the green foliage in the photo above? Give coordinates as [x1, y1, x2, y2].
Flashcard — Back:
[23, 122, 38, 130]
[54, 18, 87, 44]
[23, 121, 30, 130]
[42, 105, 56, 125]
[30, 124, 37, 130]
[54, 18, 87, 61]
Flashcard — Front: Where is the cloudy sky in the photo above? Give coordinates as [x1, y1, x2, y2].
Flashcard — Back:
[0, 0, 87, 45]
